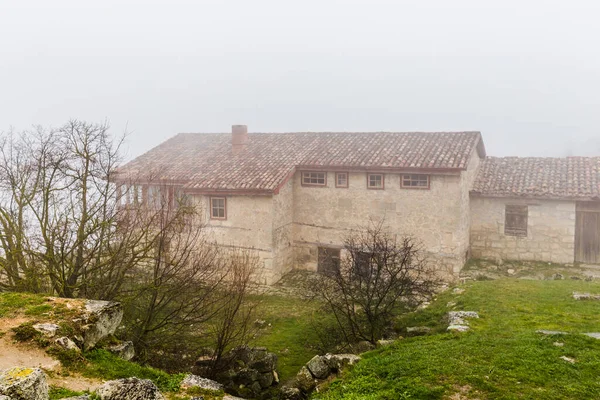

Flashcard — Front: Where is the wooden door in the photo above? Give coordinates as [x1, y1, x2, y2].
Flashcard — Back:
[575, 202, 600, 264]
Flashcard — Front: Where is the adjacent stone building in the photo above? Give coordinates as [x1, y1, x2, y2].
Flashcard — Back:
[116, 126, 600, 283]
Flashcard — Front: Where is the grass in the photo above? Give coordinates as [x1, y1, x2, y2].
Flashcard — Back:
[77, 349, 185, 393]
[48, 386, 85, 400]
[250, 294, 336, 382]
[317, 278, 600, 399]
[0, 292, 47, 317]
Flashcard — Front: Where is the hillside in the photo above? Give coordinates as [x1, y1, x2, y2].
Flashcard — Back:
[316, 277, 600, 399]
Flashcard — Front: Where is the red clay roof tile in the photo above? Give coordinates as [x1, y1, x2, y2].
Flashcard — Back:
[118, 131, 484, 193]
[472, 157, 600, 200]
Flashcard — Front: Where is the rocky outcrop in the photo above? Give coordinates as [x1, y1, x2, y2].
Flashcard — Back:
[573, 292, 600, 300]
[0, 367, 49, 400]
[180, 374, 223, 392]
[32, 324, 59, 338]
[96, 378, 164, 400]
[80, 300, 123, 351]
[54, 337, 80, 352]
[107, 341, 135, 361]
[447, 311, 479, 332]
[194, 346, 278, 398]
[288, 353, 361, 397]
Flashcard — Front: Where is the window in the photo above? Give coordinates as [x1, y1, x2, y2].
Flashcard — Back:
[148, 186, 162, 208]
[367, 173, 384, 189]
[302, 172, 327, 186]
[174, 188, 189, 208]
[505, 205, 528, 236]
[318, 247, 341, 275]
[402, 174, 430, 189]
[353, 251, 372, 278]
[336, 172, 348, 188]
[210, 197, 227, 220]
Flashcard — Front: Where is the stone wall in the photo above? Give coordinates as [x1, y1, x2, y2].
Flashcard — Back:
[195, 194, 276, 284]
[470, 196, 576, 263]
[291, 162, 478, 276]
[271, 179, 295, 283]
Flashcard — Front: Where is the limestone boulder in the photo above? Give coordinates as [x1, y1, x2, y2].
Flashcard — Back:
[279, 386, 302, 400]
[306, 355, 330, 380]
[107, 341, 135, 361]
[54, 337, 80, 352]
[81, 300, 123, 350]
[0, 367, 49, 400]
[324, 354, 361, 371]
[180, 374, 223, 391]
[295, 366, 316, 393]
[61, 396, 90, 400]
[96, 378, 164, 400]
[32, 323, 59, 338]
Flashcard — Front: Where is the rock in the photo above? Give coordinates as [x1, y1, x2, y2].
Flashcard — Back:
[54, 337, 80, 352]
[553, 342, 564, 347]
[81, 300, 123, 350]
[273, 370, 279, 384]
[417, 301, 430, 310]
[96, 378, 164, 400]
[0, 367, 49, 400]
[376, 339, 395, 347]
[223, 396, 247, 400]
[571, 276, 582, 280]
[295, 366, 316, 393]
[279, 386, 302, 400]
[536, 330, 568, 335]
[323, 354, 361, 371]
[552, 273, 564, 280]
[258, 372, 274, 388]
[573, 292, 600, 301]
[32, 323, 59, 338]
[452, 288, 465, 295]
[107, 341, 135, 361]
[406, 326, 431, 335]
[0, 395, 10, 400]
[560, 356, 575, 364]
[583, 332, 600, 339]
[306, 356, 330, 380]
[585, 276, 594, 282]
[254, 319, 267, 328]
[507, 269, 516, 275]
[447, 311, 479, 326]
[447, 325, 470, 332]
[233, 369, 260, 387]
[62, 396, 91, 400]
[447, 301, 457, 308]
[190, 397, 204, 400]
[354, 341, 375, 353]
[180, 374, 223, 392]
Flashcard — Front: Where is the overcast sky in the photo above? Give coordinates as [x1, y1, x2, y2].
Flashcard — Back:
[1, 0, 599, 160]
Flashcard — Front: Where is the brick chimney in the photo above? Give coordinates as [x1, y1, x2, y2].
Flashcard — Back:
[231, 125, 248, 155]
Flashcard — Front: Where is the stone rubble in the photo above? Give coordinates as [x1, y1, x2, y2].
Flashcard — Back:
[536, 330, 568, 335]
[96, 377, 164, 400]
[572, 292, 600, 301]
[180, 374, 223, 391]
[446, 311, 479, 332]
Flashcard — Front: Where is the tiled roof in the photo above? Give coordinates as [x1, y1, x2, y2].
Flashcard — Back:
[472, 157, 600, 200]
[117, 131, 484, 193]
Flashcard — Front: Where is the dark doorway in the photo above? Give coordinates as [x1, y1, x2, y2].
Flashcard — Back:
[318, 247, 341, 275]
[575, 202, 600, 264]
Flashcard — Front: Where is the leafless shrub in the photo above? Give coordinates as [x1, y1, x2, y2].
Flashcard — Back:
[314, 221, 440, 345]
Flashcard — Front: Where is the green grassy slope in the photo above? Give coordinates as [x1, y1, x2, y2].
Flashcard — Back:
[317, 279, 600, 400]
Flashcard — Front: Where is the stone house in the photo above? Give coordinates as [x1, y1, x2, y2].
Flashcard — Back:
[116, 125, 600, 283]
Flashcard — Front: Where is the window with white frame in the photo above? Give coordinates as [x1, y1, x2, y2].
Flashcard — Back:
[210, 197, 226, 219]
[367, 173, 384, 189]
[301, 171, 327, 186]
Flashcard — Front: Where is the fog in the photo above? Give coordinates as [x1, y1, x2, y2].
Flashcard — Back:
[1, 0, 599, 160]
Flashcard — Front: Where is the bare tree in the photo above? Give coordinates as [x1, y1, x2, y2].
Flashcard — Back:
[315, 221, 440, 345]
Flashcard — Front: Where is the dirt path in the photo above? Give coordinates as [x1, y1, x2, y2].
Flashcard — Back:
[0, 317, 102, 392]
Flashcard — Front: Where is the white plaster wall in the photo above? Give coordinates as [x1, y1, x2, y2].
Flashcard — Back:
[470, 197, 576, 263]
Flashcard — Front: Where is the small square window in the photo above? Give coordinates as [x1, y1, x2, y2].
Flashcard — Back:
[210, 197, 227, 220]
[301, 172, 327, 186]
[402, 174, 430, 189]
[505, 205, 527, 236]
[367, 174, 384, 189]
[336, 172, 348, 188]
